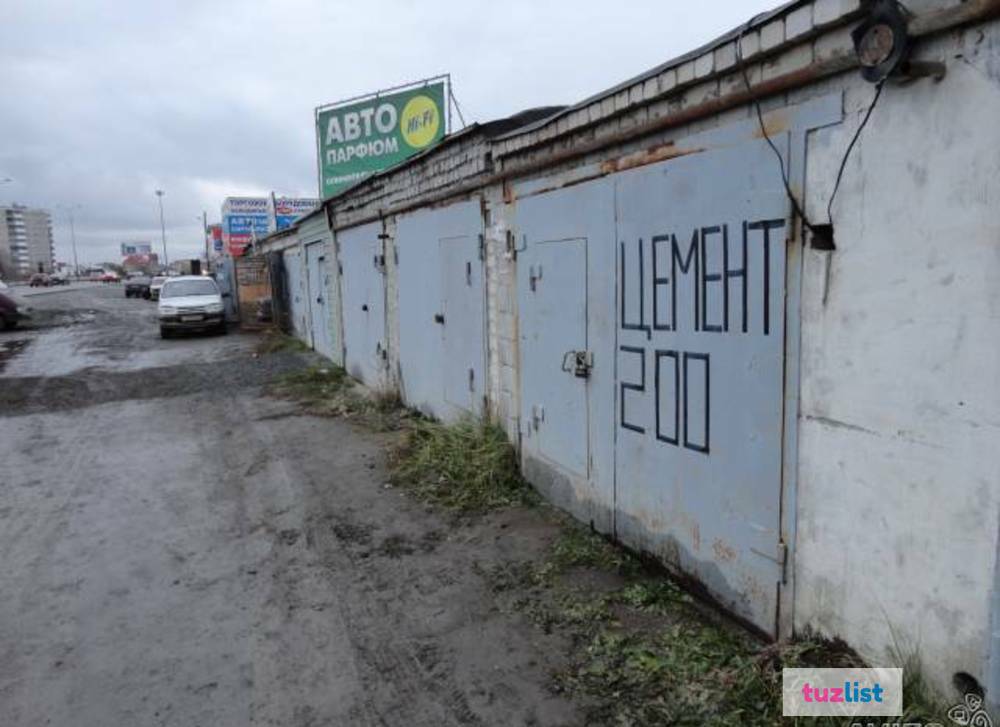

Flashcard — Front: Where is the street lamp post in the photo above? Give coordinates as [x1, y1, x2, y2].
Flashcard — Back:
[55, 203, 81, 279]
[155, 189, 169, 267]
[67, 207, 80, 279]
[196, 212, 210, 274]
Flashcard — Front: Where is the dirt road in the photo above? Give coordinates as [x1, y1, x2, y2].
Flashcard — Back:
[0, 286, 581, 727]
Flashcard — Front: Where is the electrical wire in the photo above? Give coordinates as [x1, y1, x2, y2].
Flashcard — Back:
[735, 14, 887, 234]
[736, 16, 817, 235]
[826, 80, 885, 223]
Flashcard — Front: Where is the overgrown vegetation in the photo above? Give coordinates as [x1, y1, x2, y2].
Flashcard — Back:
[255, 330, 310, 355]
[484, 519, 955, 726]
[389, 417, 536, 512]
[269, 366, 409, 431]
[270, 366, 347, 403]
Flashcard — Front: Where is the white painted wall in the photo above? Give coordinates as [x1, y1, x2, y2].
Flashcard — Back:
[796, 26, 1000, 695]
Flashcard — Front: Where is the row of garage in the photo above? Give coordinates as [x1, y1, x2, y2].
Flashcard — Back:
[255, 0, 1000, 702]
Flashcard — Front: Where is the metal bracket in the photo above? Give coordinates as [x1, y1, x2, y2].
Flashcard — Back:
[478, 233, 485, 261]
[507, 230, 527, 259]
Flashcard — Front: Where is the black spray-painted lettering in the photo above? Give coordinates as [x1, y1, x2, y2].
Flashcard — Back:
[617, 217, 784, 455]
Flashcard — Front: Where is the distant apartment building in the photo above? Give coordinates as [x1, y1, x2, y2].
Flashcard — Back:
[0, 205, 55, 277]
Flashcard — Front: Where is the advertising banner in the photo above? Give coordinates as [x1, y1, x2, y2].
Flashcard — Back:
[208, 224, 223, 253]
[316, 79, 448, 199]
[121, 242, 153, 257]
[274, 197, 318, 231]
[221, 196, 321, 256]
[222, 197, 269, 257]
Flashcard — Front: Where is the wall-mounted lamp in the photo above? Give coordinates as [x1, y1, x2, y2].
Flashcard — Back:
[852, 0, 911, 83]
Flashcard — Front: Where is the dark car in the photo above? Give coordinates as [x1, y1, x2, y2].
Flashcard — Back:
[125, 277, 151, 299]
[0, 291, 29, 330]
[29, 273, 50, 287]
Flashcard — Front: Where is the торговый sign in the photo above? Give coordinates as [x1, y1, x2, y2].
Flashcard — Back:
[316, 80, 447, 199]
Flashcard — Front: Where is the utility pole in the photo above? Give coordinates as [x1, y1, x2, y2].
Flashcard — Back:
[155, 189, 169, 267]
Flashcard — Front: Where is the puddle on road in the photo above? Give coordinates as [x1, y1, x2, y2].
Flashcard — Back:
[0, 338, 31, 371]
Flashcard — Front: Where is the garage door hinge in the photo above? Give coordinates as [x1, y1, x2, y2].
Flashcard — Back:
[751, 540, 788, 583]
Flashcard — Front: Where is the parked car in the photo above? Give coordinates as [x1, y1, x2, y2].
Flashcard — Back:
[100, 272, 120, 283]
[125, 277, 151, 299]
[157, 276, 226, 338]
[148, 276, 167, 300]
[48, 273, 70, 285]
[29, 273, 50, 287]
[0, 290, 30, 330]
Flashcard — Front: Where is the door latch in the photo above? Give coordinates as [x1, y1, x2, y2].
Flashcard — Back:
[531, 404, 545, 430]
[561, 350, 594, 379]
[529, 264, 543, 292]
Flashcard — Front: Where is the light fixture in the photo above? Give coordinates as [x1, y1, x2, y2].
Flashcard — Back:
[852, 0, 910, 83]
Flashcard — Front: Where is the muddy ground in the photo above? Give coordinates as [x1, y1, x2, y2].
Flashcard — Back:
[0, 286, 591, 726]
[3, 286, 910, 727]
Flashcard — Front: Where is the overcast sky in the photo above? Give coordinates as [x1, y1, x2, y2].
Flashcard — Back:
[0, 0, 776, 264]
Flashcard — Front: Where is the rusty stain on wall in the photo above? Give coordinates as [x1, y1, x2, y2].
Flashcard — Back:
[599, 141, 704, 174]
[713, 539, 738, 563]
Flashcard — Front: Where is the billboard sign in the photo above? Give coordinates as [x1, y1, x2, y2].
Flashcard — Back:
[316, 78, 448, 199]
[274, 197, 318, 231]
[222, 197, 270, 257]
[121, 242, 152, 256]
[220, 196, 322, 256]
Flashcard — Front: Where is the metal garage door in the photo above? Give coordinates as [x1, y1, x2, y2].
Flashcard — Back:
[396, 200, 484, 420]
[305, 241, 334, 360]
[613, 137, 791, 634]
[515, 177, 617, 526]
[339, 222, 386, 386]
[283, 248, 309, 344]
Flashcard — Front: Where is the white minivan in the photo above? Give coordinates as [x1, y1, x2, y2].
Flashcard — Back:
[157, 276, 226, 338]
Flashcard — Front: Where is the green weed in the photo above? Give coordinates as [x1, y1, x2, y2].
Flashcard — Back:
[390, 418, 535, 512]
[255, 330, 309, 355]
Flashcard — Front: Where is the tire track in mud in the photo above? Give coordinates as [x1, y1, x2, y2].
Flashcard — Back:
[0, 353, 309, 417]
[259, 414, 579, 727]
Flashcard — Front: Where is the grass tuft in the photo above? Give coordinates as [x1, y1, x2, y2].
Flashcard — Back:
[271, 366, 347, 403]
[269, 366, 410, 431]
[547, 526, 641, 576]
[390, 417, 535, 512]
[255, 331, 310, 355]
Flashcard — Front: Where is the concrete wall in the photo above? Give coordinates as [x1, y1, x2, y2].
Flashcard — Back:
[794, 23, 1000, 690]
